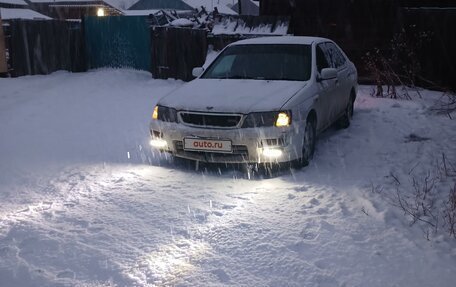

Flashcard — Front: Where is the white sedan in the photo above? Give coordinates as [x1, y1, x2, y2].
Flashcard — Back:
[149, 36, 358, 166]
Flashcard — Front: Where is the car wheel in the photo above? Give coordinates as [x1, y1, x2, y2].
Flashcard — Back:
[337, 94, 355, 129]
[301, 117, 316, 167]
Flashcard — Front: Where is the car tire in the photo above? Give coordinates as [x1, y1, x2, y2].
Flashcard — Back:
[337, 94, 355, 129]
[300, 117, 317, 167]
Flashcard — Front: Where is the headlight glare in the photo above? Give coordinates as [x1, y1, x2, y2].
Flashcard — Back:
[242, 111, 291, 128]
[262, 147, 283, 158]
[152, 106, 159, 120]
[275, 112, 291, 127]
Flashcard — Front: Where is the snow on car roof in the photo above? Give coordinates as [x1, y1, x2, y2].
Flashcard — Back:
[230, 36, 328, 46]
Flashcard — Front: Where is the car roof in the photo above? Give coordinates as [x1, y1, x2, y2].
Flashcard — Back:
[229, 36, 329, 46]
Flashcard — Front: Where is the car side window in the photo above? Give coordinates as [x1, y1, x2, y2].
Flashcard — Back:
[322, 42, 347, 69]
[211, 55, 236, 77]
[316, 45, 329, 73]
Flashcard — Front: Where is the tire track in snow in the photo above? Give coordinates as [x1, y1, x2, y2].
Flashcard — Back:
[0, 161, 413, 287]
[0, 163, 261, 286]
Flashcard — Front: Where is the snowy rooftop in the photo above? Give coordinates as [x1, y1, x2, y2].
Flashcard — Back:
[104, 0, 137, 10]
[0, 8, 52, 20]
[183, 0, 237, 15]
[230, 36, 328, 46]
[123, 9, 161, 16]
[0, 0, 27, 5]
[212, 16, 289, 35]
[28, 0, 104, 3]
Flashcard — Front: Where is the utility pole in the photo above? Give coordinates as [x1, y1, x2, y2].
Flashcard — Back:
[238, 0, 242, 15]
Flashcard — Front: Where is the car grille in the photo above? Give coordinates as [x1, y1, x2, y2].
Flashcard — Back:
[179, 112, 242, 128]
[174, 141, 249, 163]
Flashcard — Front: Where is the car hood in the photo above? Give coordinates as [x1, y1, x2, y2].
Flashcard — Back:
[159, 79, 307, 114]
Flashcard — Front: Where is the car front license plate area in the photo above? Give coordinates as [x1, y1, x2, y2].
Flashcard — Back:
[183, 138, 232, 153]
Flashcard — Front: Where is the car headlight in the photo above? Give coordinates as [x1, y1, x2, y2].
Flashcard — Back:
[152, 105, 178, 123]
[275, 112, 291, 127]
[242, 111, 291, 128]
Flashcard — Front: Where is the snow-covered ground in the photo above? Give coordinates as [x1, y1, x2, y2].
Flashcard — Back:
[0, 69, 455, 287]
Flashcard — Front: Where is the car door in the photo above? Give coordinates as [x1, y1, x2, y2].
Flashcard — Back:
[323, 42, 351, 118]
[315, 43, 339, 131]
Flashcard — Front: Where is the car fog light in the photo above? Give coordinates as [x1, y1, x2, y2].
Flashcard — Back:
[262, 147, 283, 158]
[150, 139, 167, 149]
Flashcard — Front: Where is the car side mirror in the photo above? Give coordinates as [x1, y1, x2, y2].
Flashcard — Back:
[192, 67, 204, 77]
[318, 68, 337, 82]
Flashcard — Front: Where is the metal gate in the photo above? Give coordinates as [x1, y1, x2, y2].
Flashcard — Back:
[84, 16, 151, 71]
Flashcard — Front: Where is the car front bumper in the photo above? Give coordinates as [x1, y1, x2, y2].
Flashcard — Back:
[149, 121, 302, 164]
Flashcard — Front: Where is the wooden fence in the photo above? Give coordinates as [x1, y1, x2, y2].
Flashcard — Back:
[8, 20, 86, 77]
[151, 26, 207, 81]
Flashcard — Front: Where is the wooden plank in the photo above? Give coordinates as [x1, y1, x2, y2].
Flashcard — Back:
[0, 17, 7, 74]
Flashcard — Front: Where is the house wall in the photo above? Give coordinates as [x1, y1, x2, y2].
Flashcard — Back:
[49, 6, 120, 20]
[30, 3, 121, 20]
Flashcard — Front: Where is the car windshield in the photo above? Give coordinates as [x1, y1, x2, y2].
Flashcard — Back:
[202, 44, 312, 81]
